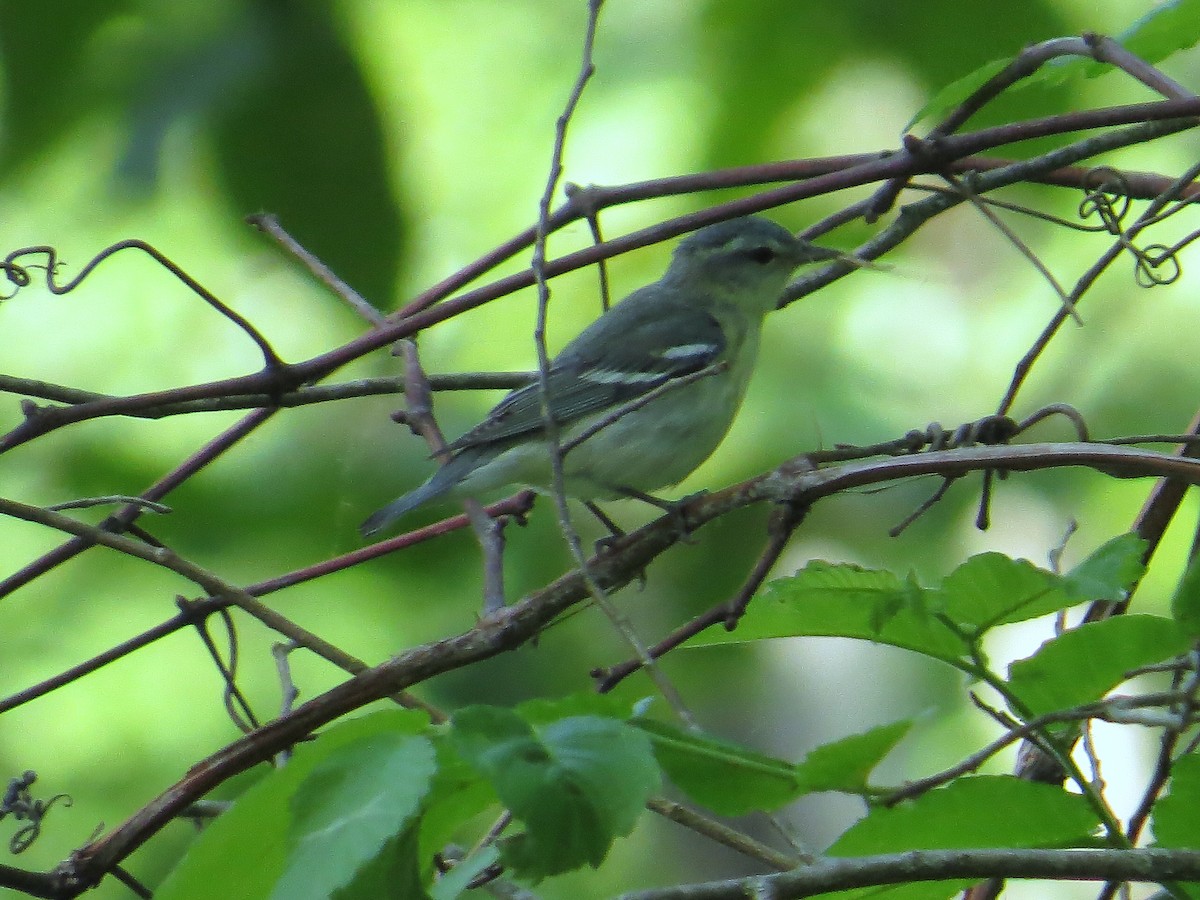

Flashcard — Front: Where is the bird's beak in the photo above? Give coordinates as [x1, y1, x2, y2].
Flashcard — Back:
[799, 242, 887, 272]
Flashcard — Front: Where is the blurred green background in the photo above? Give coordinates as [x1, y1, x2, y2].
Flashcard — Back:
[2, 1, 1199, 896]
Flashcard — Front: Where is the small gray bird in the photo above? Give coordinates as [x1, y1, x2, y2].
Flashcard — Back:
[362, 216, 839, 536]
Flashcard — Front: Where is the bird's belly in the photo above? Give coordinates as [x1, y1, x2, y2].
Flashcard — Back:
[561, 377, 741, 497]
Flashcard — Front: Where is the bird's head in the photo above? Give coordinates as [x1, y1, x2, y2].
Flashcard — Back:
[663, 216, 841, 313]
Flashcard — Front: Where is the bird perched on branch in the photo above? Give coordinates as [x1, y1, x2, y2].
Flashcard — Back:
[361, 215, 842, 537]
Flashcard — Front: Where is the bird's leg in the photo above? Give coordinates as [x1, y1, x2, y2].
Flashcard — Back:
[585, 501, 626, 547]
[616, 486, 707, 544]
[585, 501, 647, 589]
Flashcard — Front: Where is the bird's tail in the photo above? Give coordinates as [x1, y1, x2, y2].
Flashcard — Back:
[359, 477, 451, 537]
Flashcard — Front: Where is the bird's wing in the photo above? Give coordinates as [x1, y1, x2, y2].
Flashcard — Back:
[444, 300, 726, 452]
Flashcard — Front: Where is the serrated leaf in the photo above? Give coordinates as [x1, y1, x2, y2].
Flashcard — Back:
[934, 553, 1074, 631]
[1062, 533, 1146, 604]
[906, 57, 1011, 132]
[156, 709, 431, 900]
[690, 561, 967, 664]
[826, 777, 1100, 900]
[270, 733, 437, 900]
[415, 739, 496, 881]
[1152, 752, 1200, 849]
[832, 776, 1099, 854]
[1117, 0, 1200, 65]
[451, 708, 658, 881]
[1007, 615, 1193, 717]
[795, 720, 912, 794]
[636, 719, 800, 815]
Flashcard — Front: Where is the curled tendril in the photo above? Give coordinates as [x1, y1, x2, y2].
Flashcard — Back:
[897, 405, 1088, 454]
[0, 259, 40, 299]
[888, 405, 1090, 537]
[1016, 402, 1090, 441]
[1133, 242, 1183, 287]
[1077, 166, 1190, 289]
[899, 414, 1020, 454]
[1079, 166, 1132, 234]
[1, 770, 72, 853]
[0, 241, 285, 370]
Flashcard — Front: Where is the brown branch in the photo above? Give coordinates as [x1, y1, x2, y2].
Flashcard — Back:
[592, 498, 805, 693]
[870, 34, 1197, 219]
[618, 848, 1200, 900]
[2, 240, 286, 371]
[0, 408, 277, 600]
[246, 213, 386, 328]
[4, 103, 1197, 458]
[0, 491, 535, 716]
[0, 372, 533, 419]
[31, 440, 1200, 891]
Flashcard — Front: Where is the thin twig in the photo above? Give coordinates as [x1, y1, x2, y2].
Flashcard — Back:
[526, 0, 694, 723]
[2, 240, 286, 370]
[396, 339, 509, 611]
[0, 408, 277, 600]
[592, 500, 805, 693]
[997, 155, 1200, 416]
[44, 496, 172, 514]
[942, 172, 1081, 324]
[247, 213, 387, 327]
[618, 848, 1200, 900]
[646, 797, 803, 871]
[0, 497, 441, 718]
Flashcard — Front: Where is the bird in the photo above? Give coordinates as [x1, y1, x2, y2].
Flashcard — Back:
[361, 215, 841, 537]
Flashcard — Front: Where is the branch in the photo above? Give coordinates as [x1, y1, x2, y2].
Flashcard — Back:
[616, 848, 1200, 900]
[34, 439, 1200, 889]
[0, 372, 532, 419]
[5, 101, 1197, 455]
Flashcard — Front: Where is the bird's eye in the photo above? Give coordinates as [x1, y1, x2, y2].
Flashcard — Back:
[743, 246, 776, 264]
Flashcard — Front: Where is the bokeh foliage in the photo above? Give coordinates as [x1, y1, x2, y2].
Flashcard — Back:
[2, 1, 1199, 897]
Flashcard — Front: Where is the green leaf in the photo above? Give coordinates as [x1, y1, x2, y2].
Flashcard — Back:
[1172, 554, 1200, 637]
[1149, 751, 1200, 900]
[1036, 3, 1200, 88]
[210, 3, 404, 305]
[515, 691, 634, 726]
[428, 845, 501, 900]
[451, 708, 659, 881]
[415, 739, 496, 881]
[934, 553, 1074, 631]
[636, 719, 800, 815]
[335, 823, 428, 900]
[795, 720, 912, 794]
[1117, 0, 1200, 66]
[906, 57, 1011, 132]
[691, 561, 967, 664]
[1007, 615, 1193, 717]
[832, 776, 1096, 855]
[156, 710, 431, 900]
[832, 776, 1100, 853]
[1062, 533, 1147, 604]
[1152, 752, 1200, 849]
[270, 732, 437, 900]
[827, 777, 1100, 900]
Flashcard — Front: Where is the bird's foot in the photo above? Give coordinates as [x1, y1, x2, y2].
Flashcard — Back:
[618, 487, 707, 544]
